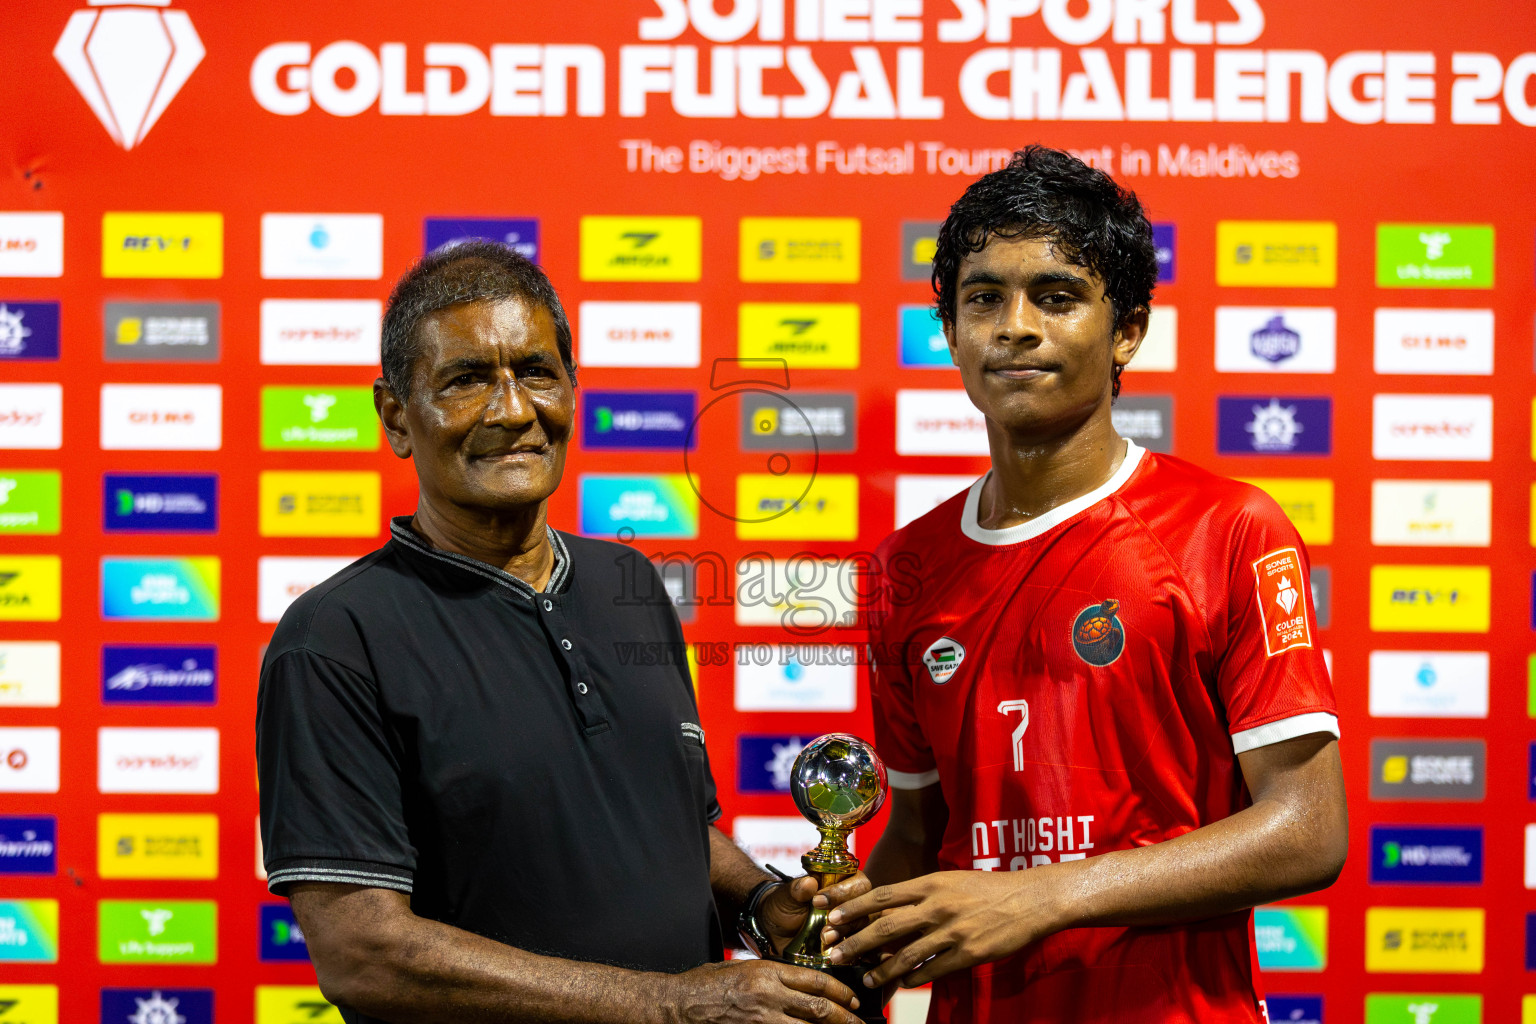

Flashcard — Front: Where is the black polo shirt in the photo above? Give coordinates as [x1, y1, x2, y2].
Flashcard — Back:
[257, 517, 722, 1013]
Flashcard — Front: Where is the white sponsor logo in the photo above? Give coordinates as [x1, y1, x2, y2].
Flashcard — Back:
[894, 475, 976, 529]
[100, 384, 221, 451]
[732, 557, 858, 628]
[1372, 394, 1492, 461]
[261, 214, 383, 280]
[896, 390, 988, 456]
[578, 301, 701, 367]
[1214, 307, 1336, 372]
[0, 384, 63, 450]
[0, 642, 61, 708]
[1371, 481, 1490, 547]
[1369, 651, 1489, 719]
[735, 654, 856, 712]
[1374, 308, 1494, 375]
[258, 556, 352, 623]
[1130, 306, 1176, 371]
[260, 299, 381, 365]
[97, 727, 218, 794]
[0, 213, 64, 278]
[1527, 825, 1536, 890]
[54, 2, 204, 150]
[0, 727, 60, 793]
[732, 816, 851, 873]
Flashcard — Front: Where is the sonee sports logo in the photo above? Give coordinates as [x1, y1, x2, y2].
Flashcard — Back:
[55, 2, 206, 150]
[1072, 599, 1125, 666]
[921, 637, 964, 684]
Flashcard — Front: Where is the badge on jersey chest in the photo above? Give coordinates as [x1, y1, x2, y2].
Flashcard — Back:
[1071, 599, 1125, 666]
[921, 636, 965, 684]
[1252, 547, 1312, 655]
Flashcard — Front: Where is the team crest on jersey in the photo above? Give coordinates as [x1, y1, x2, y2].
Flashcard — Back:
[921, 637, 964, 684]
[1071, 599, 1125, 666]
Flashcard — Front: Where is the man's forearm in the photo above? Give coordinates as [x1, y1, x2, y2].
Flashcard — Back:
[294, 884, 673, 1024]
[708, 824, 775, 923]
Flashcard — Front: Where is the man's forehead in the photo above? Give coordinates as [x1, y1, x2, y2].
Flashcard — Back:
[418, 297, 558, 355]
[960, 234, 1102, 284]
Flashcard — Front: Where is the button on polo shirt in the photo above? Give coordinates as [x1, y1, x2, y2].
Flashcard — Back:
[257, 517, 721, 998]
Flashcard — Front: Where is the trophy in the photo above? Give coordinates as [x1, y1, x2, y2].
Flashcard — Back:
[775, 733, 889, 1023]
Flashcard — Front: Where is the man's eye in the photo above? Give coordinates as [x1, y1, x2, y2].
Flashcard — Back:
[449, 373, 478, 387]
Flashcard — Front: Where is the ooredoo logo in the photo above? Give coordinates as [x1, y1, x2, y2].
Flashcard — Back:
[54, 1, 205, 151]
[97, 727, 219, 794]
[895, 390, 988, 456]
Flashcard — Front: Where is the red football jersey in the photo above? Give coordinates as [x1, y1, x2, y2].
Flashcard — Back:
[868, 443, 1338, 1024]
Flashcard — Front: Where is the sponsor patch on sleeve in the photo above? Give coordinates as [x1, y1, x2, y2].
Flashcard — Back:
[1251, 546, 1313, 656]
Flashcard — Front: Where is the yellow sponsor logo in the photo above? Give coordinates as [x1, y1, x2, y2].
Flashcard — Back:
[685, 643, 699, 695]
[1238, 479, 1333, 545]
[0, 556, 61, 622]
[259, 471, 381, 538]
[1370, 565, 1490, 633]
[256, 986, 344, 1024]
[579, 216, 701, 282]
[102, 212, 223, 279]
[1216, 221, 1337, 287]
[739, 217, 860, 283]
[116, 318, 142, 344]
[98, 813, 219, 880]
[1381, 756, 1409, 783]
[1525, 995, 1536, 1024]
[739, 303, 859, 368]
[736, 474, 859, 541]
[1366, 907, 1484, 974]
[0, 985, 57, 1024]
[911, 235, 937, 266]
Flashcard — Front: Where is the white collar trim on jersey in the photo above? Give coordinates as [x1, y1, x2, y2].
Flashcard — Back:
[960, 440, 1146, 546]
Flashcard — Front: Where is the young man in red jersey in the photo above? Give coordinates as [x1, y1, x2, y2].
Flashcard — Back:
[818, 146, 1347, 1022]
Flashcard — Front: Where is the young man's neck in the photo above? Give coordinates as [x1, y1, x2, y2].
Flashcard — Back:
[977, 409, 1128, 531]
[410, 498, 555, 591]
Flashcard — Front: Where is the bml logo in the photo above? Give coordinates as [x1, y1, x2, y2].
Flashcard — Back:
[54, 1, 205, 151]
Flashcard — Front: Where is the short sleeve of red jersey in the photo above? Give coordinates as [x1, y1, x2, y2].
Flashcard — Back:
[1216, 488, 1340, 754]
[867, 542, 938, 788]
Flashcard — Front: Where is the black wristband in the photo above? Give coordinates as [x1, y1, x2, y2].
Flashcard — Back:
[736, 878, 782, 958]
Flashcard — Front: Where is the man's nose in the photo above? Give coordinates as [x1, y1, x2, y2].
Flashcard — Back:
[997, 292, 1042, 343]
[482, 373, 537, 428]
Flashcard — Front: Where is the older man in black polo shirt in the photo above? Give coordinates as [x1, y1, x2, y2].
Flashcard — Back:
[256, 242, 866, 1024]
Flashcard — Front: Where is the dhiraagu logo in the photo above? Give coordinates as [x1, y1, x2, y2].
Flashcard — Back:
[1365, 993, 1481, 1023]
[1377, 224, 1494, 289]
[579, 216, 701, 282]
[261, 386, 378, 450]
[0, 900, 58, 962]
[99, 899, 216, 964]
[101, 557, 219, 621]
[579, 475, 698, 539]
[1253, 906, 1327, 971]
[0, 471, 60, 534]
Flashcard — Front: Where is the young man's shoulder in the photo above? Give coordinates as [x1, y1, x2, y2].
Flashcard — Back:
[1118, 449, 1298, 554]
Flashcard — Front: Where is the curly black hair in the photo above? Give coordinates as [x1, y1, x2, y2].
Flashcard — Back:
[931, 145, 1158, 398]
[380, 240, 576, 401]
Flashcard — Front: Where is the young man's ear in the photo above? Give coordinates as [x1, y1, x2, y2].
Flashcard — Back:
[374, 378, 413, 460]
[1112, 308, 1150, 369]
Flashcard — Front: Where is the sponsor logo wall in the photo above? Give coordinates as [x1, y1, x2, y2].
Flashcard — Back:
[3, 0, 1535, 1017]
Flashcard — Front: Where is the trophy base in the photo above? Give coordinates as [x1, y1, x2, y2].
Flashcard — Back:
[771, 958, 886, 1024]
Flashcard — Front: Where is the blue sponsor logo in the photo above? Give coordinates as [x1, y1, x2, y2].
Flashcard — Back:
[737, 734, 811, 795]
[1216, 396, 1332, 455]
[0, 301, 59, 361]
[899, 305, 950, 367]
[103, 473, 218, 533]
[1527, 911, 1536, 971]
[1152, 223, 1175, 283]
[425, 217, 539, 261]
[260, 903, 310, 961]
[102, 645, 217, 705]
[101, 988, 213, 1024]
[1265, 995, 1321, 1023]
[0, 816, 56, 875]
[1368, 825, 1482, 884]
[1250, 315, 1301, 363]
[582, 391, 696, 450]
[1530, 740, 1535, 801]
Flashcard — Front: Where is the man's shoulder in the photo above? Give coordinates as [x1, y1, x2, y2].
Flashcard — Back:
[1122, 450, 1282, 529]
[265, 542, 410, 666]
[875, 479, 977, 563]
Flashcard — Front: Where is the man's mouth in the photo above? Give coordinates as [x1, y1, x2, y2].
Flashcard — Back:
[989, 365, 1055, 380]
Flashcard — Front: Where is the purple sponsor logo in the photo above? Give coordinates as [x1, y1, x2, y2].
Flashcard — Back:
[102, 645, 217, 705]
[0, 816, 55, 875]
[1152, 223, 1175, 283]
[0, 301, 60, 361]
[1217, 396, 1332, 455]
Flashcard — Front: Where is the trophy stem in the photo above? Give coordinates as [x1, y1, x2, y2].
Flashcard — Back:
[781, 825, 859, 967]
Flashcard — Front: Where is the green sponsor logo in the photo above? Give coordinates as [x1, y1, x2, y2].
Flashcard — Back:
[595, 407, 613, 432]
[261, 387, 378, 451]
[1365, 993, 1480, 1023]
[1376, 224, 1493, 288]
[98, 899, 216, 963]
[1382, 841, 1401, 868]
[0, 472, 60, 534]
[1528, 654, 1535, 719]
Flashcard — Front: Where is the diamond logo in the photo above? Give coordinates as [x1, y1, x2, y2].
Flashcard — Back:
[54, 1, 205, 151]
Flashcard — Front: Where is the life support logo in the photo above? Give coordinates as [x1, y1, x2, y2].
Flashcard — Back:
[921, 636, 964, 684]
[1071, 599, 1125, 667]
[55, 1, 205, 150]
